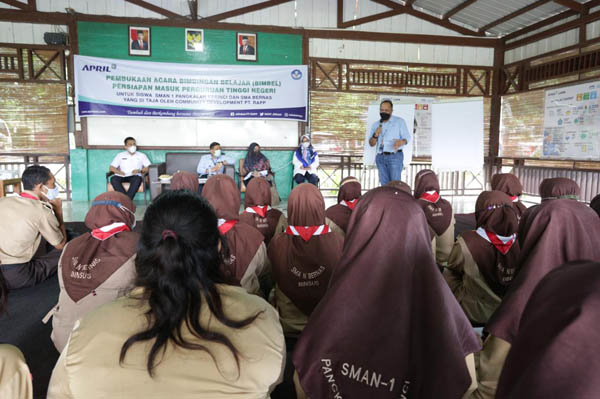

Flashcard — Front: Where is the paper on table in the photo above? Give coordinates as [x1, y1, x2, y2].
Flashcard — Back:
[244, 170, 268, 180]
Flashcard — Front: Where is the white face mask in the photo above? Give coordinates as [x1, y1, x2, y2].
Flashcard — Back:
[301, 142, 310, 148]
[127, 145, 136, 154]
[42, 185, 60, 201]
[213, 149, 222, 158]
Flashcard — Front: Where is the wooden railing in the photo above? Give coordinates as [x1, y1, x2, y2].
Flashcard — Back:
[0, 153, 71, 200]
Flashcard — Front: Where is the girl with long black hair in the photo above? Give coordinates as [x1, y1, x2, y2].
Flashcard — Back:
[48, 190, 285, 398]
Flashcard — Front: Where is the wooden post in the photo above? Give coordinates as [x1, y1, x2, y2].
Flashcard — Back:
[488, 44, 504, 185]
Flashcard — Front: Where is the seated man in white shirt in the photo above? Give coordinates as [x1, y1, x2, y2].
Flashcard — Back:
[109, 137, 151, 200]
[196, 142, 234, 194]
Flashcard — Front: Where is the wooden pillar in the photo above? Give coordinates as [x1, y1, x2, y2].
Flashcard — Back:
[488, 43, 504, 182]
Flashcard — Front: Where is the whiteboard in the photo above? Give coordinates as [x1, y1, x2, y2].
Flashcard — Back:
[431, 99, 483, 171]
[86, 117, 299, 147]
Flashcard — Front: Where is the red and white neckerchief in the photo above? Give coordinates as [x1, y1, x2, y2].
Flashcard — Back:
[245, 206, 271, 218]
[19, 192, 39, 201]
[91, 222, 130, 241]
[218, 218, 238, 235]
[476, 227, 516, 255]
[285, 225, 330, 242]
[509, 196, 519, 202]
[340, 198, 359, 210]
[420, 190, 440, 203]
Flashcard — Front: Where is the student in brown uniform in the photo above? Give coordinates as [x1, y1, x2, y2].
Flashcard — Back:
[471, 194, 600, 399]
[202, 175, 269, 296]
[292, 187, 480, 399]
[496, 261, 600, 399]
[387, 179, 412, 194]
[47, 190, 285, 398]
[0, 270, 33, 399]
[444, 191, 520, 325]
[518, 177, 581, 244]
[50, 192, 139, 352]
[0, 165, 66, 289]
[169, 170, 199, 193]
[325, 176, 361, 237]
[490, 174, 527, 219]
[414, 169, 455, 266]
[239, 177, 287, 246]
[268, 183, 343, 337]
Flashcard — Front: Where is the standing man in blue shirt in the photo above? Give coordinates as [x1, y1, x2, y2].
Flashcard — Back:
[368, 99, 411, 186]
[196, 142, 234, 194]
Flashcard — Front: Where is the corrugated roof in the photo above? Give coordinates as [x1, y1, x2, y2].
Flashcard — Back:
[411, 0, 583, 38]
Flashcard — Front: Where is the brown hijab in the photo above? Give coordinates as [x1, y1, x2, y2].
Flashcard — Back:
[268, 184, 343, 316]
[486, 199, 600, 343]
[496, 261, 600, 399]
[325, 176, 361, 234]
[591, 194, 600, 217]
[387, 180, 412, 194]
[539, 177, 580, 200]
[293, 187, 480, 398]
[461, 191, 520, 297]
[414, 169, 453, 236]
[202, 175, 264, 284]
[491, 173, 527, 218]
[61, 192, 138, 302]
[170, 171, 199, 192]
[239, 177, 283, 246]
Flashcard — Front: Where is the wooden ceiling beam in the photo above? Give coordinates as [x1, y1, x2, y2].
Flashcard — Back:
[553, 0, 585, 12]
[205, 0, 293, 22]
[371, 0, 484, 36]
[124, 0, 182, 19]
[443, 0, 478, 20]
[339, 8, 406, 28]
[0, 0, 29, 10]
[479, 0, 552, 33]
[187, 0, 197, 20]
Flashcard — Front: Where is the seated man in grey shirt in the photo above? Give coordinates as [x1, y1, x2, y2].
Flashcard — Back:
[196, 142, 234, 194]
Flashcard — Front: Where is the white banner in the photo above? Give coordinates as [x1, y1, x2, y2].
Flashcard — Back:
[543, 81, 600, 159]
[74, 55, 307, 121]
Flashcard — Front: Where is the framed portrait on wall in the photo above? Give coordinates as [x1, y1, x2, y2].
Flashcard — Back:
[129, 26, 151, 56]
[236, 32, 257, 62]
[186, 29, 204, 52]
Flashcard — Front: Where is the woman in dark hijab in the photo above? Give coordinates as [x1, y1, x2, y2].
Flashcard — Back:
[518, 177, 581, 245]
[444, 191, 520, 325]
[239, 177, 287, 246]
[292, 186, 480, 399]
[471, 194, 600, 399]
[170, 170, 199, 193]
[268, 183, 343, 337]
[387, 180, 412, 194]
[496, 261, 600, 399]
[414, 169, 454, 265]
[240, 142, 272, 189]
[591, 193, 600, 217]
[202, 175, 269, 296]
[51, 191, 139, 352]
[490, 174, 527, 218]
[325, 176, 361, 237]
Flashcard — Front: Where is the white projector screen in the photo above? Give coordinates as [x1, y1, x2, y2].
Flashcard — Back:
[86, 117, 300, 147]
[431, 100, 484, 171]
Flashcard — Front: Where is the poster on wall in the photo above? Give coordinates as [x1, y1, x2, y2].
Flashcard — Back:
[129, 26, 150, 57]
[237, 32, 257, 62]
[185, 29, 204, 52]
[543, 80, 600, 160]
[74, 55, 307, 121]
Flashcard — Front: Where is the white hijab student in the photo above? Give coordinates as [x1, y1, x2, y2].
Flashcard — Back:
[293, 134, 319, 186]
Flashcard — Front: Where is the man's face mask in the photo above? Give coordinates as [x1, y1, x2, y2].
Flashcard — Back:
[127, 145, 136, 154]
[380, 112, 391, 121]
[213, 149, 222, 157]
[42, 185, 60, 201]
